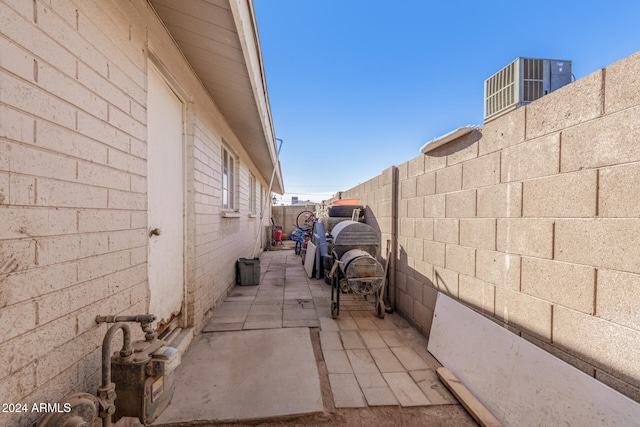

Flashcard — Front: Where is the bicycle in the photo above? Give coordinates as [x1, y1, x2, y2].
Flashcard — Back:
[292, 210, 316, 255]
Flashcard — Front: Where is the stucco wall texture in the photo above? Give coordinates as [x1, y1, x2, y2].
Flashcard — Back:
[341, 51, 640, 403]
[0, 1, 270, 425]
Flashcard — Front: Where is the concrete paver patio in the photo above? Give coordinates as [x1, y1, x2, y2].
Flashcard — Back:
[153, 248, 463, 425]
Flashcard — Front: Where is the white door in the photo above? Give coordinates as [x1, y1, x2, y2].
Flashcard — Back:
[147, 63, 184, 329]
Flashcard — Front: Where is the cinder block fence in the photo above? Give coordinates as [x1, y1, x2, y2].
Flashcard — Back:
[340, 51, 640, 403]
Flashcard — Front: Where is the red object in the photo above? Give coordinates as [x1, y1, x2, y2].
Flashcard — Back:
[275, 228, 283, 244]
[333, 198, 360, 205]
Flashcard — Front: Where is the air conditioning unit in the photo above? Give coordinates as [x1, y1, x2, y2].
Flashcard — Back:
[483, 57, 572, 122]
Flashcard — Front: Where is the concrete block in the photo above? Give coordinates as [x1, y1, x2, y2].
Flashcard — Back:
[401, 177, 417, 198]
[442, 131, 480, 166]
[416, 172, 436, 196]
[7, 142, 77, 181]
[408, 237, 424, 265]
[477, 182, 522, 218]
[397, 290, 414, 318]
[1, 73, 76, 129]
[423, 193, 445, 218]
[0, 313, 76, 380]
[0, 172, 8, 205]
[561, 106, 640, 172]
[399, 217, 415, 238]
[526, 69, 604, 139]
[555, 219, 640, 274]
[0, 207, 74, 239]
[0, 239, 36, 274]
[599, 162, 640, 217]
[38, 178, 109, 208]
[433, 267, 458, 297]
[108, 188, 146, 210]
[475, 249, 520, 290]
[412, 301, 432, 332]
[0, 363, 36, 407]
[424, 152, 447, 172]
[78, 209, 131, 233]
[445, 190, 476, 218]
[0, 301, 37, 341]
[435, 164, 462, 194]
[407, 196, 423, 218]
[407, 156, 424, 178]
[423, 240, 445, 267]
[109, 148, 147, 176]
[458, 274, 495, 315]
[595, 370, 640, 403]
[396, 272, 408, 293]
[406, 276, 423, 302]
[495, 287, 552, 341]
[445, 245, 475, 277]
[37, 120, 108, 163]
[497, 218, 554, 259]
[604, 51, 640, 114]
[462, 152, 500, 189]
[413, 259, 433, 283]
[0, 33, 35, 81]
[422, 284, 438, 311]
[433, 218, 458, 244]
[77, 251, 130, 282]
[522, 170, 597, 218]
[459, 218, 496, 250]
[77, 161, 130, 191]
[596, 269, 640, 330]
[415, 217, 433, 241]
[501, 133, 560, 182]
[2, 263, 77, 306]
[553, 305, 640, 386]
[521, 257, 595, 314]
[381, 166, 394, 185]
[38, 61, 108, 120]
[9, 174, 36, 205]
[479, 107, 526, 155]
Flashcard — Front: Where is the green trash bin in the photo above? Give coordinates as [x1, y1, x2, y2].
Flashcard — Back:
[237, 257, 260, 286]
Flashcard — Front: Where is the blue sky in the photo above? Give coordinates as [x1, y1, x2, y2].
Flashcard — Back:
[254, 1, 640, 204]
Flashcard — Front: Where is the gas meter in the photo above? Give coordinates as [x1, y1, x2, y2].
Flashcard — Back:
[110, 337, 180, 423]
[97, 314, 181, 425]
[37, 314, 180, 427]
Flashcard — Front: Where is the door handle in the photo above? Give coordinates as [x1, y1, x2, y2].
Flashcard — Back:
[149, 228, 161, 237]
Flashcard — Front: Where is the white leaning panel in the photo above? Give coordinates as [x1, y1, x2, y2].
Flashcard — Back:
[427, 292, 640, 427]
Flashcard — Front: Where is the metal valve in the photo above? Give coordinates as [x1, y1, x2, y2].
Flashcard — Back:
[149, 228, 161, 237]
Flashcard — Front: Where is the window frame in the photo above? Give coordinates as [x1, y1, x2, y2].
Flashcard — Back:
[222, 144, 237, 211]
[249, 172, 256, 214]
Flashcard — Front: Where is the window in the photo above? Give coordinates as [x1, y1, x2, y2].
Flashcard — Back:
[249, 173, 256, 214]
[222, 146, 235, 210]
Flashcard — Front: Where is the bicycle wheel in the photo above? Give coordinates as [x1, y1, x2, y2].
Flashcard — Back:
[296, 210, 316, 230]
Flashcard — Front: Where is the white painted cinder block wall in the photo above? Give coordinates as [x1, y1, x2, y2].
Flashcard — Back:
[0, 1, 270, 425]
[341, 52, 640, 404]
